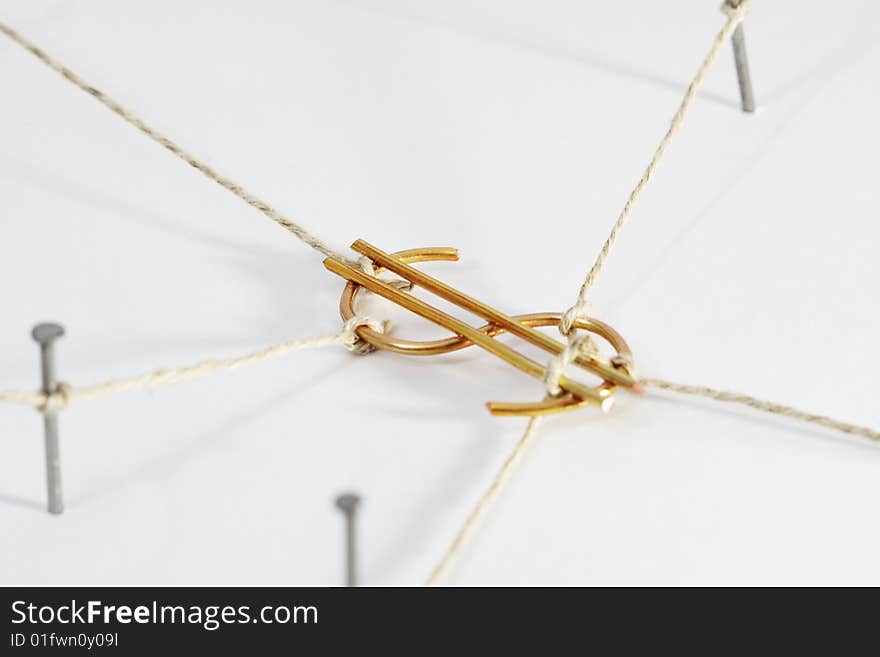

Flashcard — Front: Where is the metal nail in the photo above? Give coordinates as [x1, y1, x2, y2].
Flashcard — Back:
[728, 1, 756, 112]
[32, 322, 65, 515]
[334, 492, 361, 587]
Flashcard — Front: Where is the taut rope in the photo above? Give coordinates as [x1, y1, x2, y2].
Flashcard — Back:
[0, 20, 349, 264]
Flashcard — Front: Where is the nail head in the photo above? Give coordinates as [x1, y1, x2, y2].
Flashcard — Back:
[335, 493, 361, 513]
[32, 323, 65, 345]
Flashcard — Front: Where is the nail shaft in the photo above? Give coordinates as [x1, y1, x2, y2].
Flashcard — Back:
[729, 4, 756, 112]
[334, 493, 361, 587]
[32, 323, 65, 515]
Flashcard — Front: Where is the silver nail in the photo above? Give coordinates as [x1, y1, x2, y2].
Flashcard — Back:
[728, 0, 756, 112]
[32, 322, 65, 515]
[334, 492, 361, 587]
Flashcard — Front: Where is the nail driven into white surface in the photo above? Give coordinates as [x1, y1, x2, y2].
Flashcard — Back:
[32, 322, 65, 515]
[334, 493, 361, 587]
[727, 0, 756, 112]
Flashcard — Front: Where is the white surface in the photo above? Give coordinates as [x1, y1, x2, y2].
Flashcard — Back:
[1, 0, 878, 585]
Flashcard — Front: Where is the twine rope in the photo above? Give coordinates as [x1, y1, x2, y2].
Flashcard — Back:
[545, 0, 751, 396]
[424, 0, 862, 585]
[0, 20, 351, 264]
[0, 317, 385, 414]
[640, 377, 880, 442]
[426, 373, 879, 585]
[425, 416, 542, 586]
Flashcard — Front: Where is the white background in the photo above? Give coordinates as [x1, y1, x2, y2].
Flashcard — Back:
[1, 0, 878, 585]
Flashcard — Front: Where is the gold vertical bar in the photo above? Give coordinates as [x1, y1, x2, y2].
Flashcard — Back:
[350, 240, 634, 388]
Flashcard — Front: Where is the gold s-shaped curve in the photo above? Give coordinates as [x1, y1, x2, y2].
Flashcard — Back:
[325, 241, 637, 416]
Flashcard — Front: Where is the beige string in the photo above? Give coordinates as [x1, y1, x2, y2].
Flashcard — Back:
[0, 20, 351, 264]
[425, 416, 542, 586]
[428, 1, 754, 585]
[0, 317, 384, 414]
[640, 377, 880, 442]
[426, 375, 879, 585]
[546, 0, 752, 394]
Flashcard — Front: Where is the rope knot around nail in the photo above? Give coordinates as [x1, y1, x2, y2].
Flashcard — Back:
[721, 0, 751, 22]
[38, 382, 72, 414]
[341, 316, 391, 355]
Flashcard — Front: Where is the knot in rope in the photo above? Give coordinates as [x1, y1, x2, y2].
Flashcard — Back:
[544, 301, 599, 396]
[721, 0, 751, 23]
[543, 332, 599, 396]
[558, 303, 587, 337]
[341, 316, 390, 355]
[38, 382, 72, 414]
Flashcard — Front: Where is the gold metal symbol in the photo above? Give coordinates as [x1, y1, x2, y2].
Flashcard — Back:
[324, 240, 637, 416]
